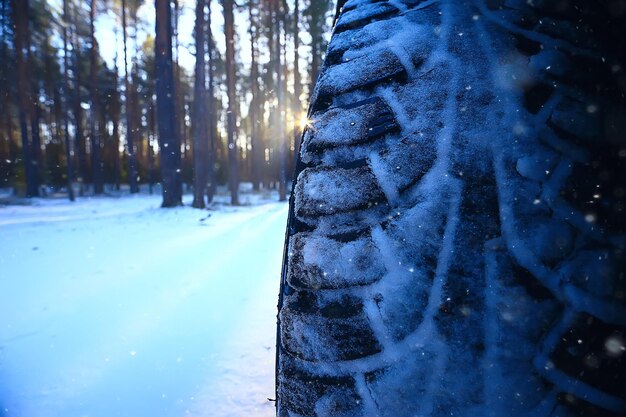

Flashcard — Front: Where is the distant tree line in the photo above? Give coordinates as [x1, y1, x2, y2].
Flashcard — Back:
[0, 0, 333, 206]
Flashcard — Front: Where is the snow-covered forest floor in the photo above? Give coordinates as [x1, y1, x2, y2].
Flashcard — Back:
[0, 186, 288, 417]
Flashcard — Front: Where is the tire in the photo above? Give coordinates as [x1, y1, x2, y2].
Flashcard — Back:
[276, 1, 626, 416]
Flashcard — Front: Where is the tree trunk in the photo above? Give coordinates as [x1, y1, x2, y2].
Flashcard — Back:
[42, 40, 57, 182]
[206, 0, 216, 203]
[26, 21, 42, 193]
[71, 14, 87, 195]
[131, 6, 144, 177]
[0, 0, 8, 184]
[62, 0, 75, 201]
[2, 104, 14, 181]
[30, 98, 41, 190]
[223, 0, 239, 205]
[191, 0, 208, 209]
[281, 1, 291, 178]
[148, 95, 155, 195]
[112, 96, 121, 192]
[6, 104, 17, 192]
[112, 25, 121, 191]
[155, 0, 182, 207]
[173, 0, 187, 185]
[53, 82, 64, 176]
[249, 0, 262, 192]
[122, 0, 139, 193]
[292, 0, 302, 166]
[90, 0, 103, 194]
[98, 99, 107, 190]
[310, 41, 320, 100]
[274, 0, 286, 201]
[11, 0, 38, 197]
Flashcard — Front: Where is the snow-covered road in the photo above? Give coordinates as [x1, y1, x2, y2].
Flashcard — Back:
[0, 193, 288, 417]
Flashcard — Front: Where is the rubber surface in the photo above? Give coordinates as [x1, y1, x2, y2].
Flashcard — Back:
[276, 1, 626, 416]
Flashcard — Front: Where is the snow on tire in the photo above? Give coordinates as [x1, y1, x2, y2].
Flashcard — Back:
[276, 1, 626, 416]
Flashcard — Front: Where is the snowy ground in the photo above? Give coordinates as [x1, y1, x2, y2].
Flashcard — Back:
[0, 187, 288, 417]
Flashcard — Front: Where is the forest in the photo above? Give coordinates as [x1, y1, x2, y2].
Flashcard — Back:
[0, 0, 333, 207]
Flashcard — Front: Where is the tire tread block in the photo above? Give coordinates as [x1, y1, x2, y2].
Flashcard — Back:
[280, 291, 382, 362]
[302, 97, 399, 153]
[294, 165, 386, 218]
[315, 49, 406, 105]
[287, 231, 386, 290]
[335, 2, 399, 34]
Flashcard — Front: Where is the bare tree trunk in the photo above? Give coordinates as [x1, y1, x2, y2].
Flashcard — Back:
[223, 0, 239, 205]
[53, 85, 62, 142]
[281, 1, 291, 178]
[4, 110, 18, 193]
[148, 95, 155, 194]
[42, 40, 58, 183]
[112, 25, 121, 191]
[274, 0, 287, 201]
[0, 0, 6, 167]
[6, 103, 17, 193]
[292, 0, 302, 165]
[71, 15, 87, 195]
[131, 6, 144, 181]
[62, 0, 75, 201]
[30, 97, 41, 190]
[2, 104, 14, 178]
[310, 41, 320, 100]
[26, 18, 41, 191]
[173, 0, 187, 185]
[0, 22, 9, 189]
[11, 0, 38, 197]
[206, 0, 216, 203]
[192, 0, 208, 208]
[249, 0, 262, 192]
[90, 0, 104, 194]
[122, 0, 139, 193]
[98, 100, 107, 190]
[155, 0, 182, 207]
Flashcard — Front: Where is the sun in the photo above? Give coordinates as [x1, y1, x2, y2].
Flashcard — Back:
[297, 113, 311, 130]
